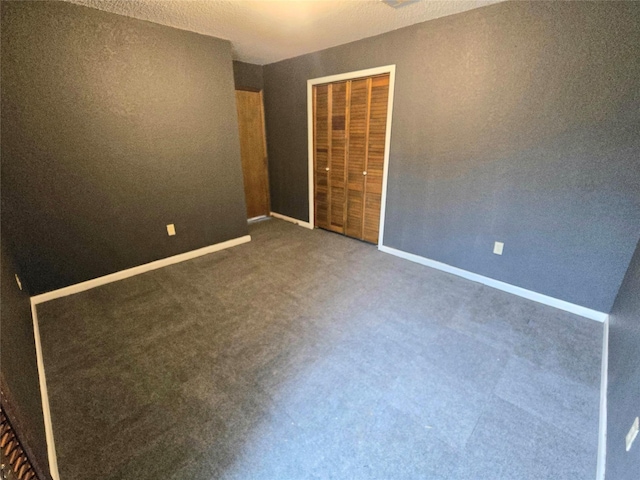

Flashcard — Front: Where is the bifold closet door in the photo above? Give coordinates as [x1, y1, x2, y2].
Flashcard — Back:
[329, 82, 348, 233]
[313, 84, 330, 230]
[313, 82, 349, 233]
[344, 78, 369, 239]
[361, 74, 389, 244]
[313, 74, 389, 243]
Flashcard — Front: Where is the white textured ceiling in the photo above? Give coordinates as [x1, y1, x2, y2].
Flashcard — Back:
[64, 0, 503, 65]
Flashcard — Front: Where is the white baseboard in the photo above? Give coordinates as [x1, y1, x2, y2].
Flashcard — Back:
[31, 235, 251, 305]
[270, 211, 313, 230]
[378, 244, 608, 322]
[596, 317, 609, 480]
[28, 233, 251, 479]
[30, 304, 61, 480]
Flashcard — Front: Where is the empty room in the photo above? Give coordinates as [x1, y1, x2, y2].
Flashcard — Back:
[1, 1, 639, 479]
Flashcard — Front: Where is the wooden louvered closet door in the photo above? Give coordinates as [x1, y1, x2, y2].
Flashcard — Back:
[362, 75, 389, 243]
[313, 74, 389, 243]
[329, 82, 348, 233]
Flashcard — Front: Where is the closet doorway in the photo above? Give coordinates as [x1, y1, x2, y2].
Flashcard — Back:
[308, 66, 395, 245]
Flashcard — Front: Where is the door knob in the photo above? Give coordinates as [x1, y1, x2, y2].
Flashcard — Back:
[363, 171, 367, 175]
[325, 167, 330, 171]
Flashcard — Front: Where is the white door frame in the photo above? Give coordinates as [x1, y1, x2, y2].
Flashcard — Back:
[306, 64, 396, 246]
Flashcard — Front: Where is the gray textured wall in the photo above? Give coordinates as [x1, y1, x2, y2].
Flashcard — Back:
[0, 244, 50, 478]
[263, 1, 640, 312]
[1, 1, 248, 295]
[233, 61, 264, 91]
[607, 239, 640, 480]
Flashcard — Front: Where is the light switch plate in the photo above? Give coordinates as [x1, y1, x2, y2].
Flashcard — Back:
[626, 416, 639, 452]
[167, 224, 176, 236]
[493, 241, 504, 255]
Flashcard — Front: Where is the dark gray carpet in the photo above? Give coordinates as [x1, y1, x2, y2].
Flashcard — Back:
[37, 218, 602, 480]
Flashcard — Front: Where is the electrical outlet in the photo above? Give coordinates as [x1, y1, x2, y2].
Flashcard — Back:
[626, 416, 639, 452]
[15, 274, 22, 290]
[493, 241, 504, 255]
[167, 224, 176, 236]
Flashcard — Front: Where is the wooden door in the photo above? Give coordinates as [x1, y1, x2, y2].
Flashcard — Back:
[345, 77, 369, 239]
[328, 82, 348, 233]
[235, 89, 270, 219]
[362, 75, 389, 243]
[313, 84, 330, 230]
[313, 74, 390, 244]
[313, 81, 349, 233]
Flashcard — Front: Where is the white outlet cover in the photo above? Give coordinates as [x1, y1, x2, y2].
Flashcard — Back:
[167, 224, 176, 236]
[626, 416, 639, 452]
[493, 241, 504, 255]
